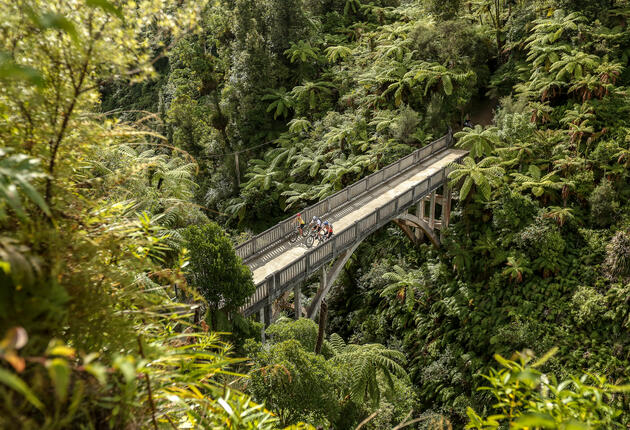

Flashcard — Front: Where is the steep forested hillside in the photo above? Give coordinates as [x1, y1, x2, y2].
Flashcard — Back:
[1, 0, 629, 428]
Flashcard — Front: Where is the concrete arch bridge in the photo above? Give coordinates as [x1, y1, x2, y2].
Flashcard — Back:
[234, 133, 467, 326]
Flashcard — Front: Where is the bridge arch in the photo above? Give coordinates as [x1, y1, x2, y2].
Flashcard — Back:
[393, 213, 440, 248]
[305, 193, 450, 320]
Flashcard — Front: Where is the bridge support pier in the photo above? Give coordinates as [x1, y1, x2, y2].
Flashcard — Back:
[429, 191, 436, 230]
[294, 284, 301, 319]
[441, 185, 452, 241]
[307, 242, 362, 320]
[263, 303, 272, 326]
[259, 302, 273, 343]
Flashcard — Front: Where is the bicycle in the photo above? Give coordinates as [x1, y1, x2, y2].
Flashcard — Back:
[288, 223, 309, 243]
[288, 226, 302, 243]
[305, 227, 326, 248]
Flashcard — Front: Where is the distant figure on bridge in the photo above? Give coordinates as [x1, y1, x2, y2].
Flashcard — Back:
[295, 212, 305, 235]
[311, 216, 322, 233]
[325, 223, 333, 240]
[321, 221, 330, 240]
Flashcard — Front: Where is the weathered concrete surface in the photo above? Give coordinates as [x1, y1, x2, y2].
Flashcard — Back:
[247, 148, 467, 285]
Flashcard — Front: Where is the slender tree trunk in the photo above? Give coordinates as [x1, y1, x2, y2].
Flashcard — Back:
[315, 299, 328, 354]
[495, 0, 504, 62]
[211, 92, 239, 191]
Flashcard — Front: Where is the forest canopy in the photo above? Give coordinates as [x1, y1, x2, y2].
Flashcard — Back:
[1, 0, 629, 428]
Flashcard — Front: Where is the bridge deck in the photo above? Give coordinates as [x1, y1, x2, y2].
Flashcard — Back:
[246, 147, 467, 285]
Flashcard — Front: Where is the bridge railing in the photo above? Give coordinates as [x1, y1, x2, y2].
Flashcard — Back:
[240, 153, 465, 316]
[235, 132, 453, 262]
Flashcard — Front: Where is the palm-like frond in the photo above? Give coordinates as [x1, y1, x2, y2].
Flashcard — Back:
[288, 117, 311, 134]
[510, 164, 567, 198]
[328, 336, 408, 406]
[324, 45, 353, 63]
[94, 144, 199, 223]
[448, 156, 505, 200]
[243, 159, 283, 192]
[289, 147, 328, 178]
[454, 125, 501, 159]
[262, 88, 294, 119]
[284, 40, 320, 64]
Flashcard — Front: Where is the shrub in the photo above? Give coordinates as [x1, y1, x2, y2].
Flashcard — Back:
[391, 105, 422, 145]
[265, 317, 333, 356]
[493, 188, 539, 233]
[591, 140, 621, 169]
[589, 179, 620, 228]
[570, 285, 606, 326]
[427, 0, 461, 20]
[517, 217, 566, 276]
[603, 231, 630, 280]
[246, 339, 339, 426]
[466, 351, 627, 429]
[182, 223, 255, 315]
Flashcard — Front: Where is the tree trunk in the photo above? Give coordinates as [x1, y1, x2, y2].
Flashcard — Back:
[314, 299, 328, 355]
[495, 0, 504, 62]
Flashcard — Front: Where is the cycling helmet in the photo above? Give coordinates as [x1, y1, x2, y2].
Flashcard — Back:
[312, 216, 317, 221]
[297, 212, 301, 216]
[324, 221, 329, 226]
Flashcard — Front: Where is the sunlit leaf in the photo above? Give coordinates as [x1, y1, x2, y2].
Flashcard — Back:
[0, 368, 44, 410]
[513, 413, 555, 428]
[47, 358, 71, 402]
[85, 0, 123, 19]
[0, 52, 45, 86]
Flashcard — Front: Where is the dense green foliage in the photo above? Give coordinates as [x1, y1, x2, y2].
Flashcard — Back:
[183, 223, 254, 313]
[246, 318, 416, 428]
[0, 0, 300, 427]
[2, 0, 630, 428]
[467, 350, 629, 429]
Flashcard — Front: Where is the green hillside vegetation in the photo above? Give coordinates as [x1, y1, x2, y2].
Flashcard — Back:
[1, 0, 629, 428]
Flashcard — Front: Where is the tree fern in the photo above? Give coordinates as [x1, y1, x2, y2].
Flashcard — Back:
[329, 337, 408, 407]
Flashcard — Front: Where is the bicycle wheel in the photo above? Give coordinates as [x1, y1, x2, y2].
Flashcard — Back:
[306, 235, 314, 248]
[289, 231, 299, 243]
[301, 227, 310, 237]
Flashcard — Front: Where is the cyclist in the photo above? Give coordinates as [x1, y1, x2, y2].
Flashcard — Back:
[311, 216, 322, 233]
[325, 223, 334, 240]
[295, 212, 305, 235]
[321, 221, 330, 240]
